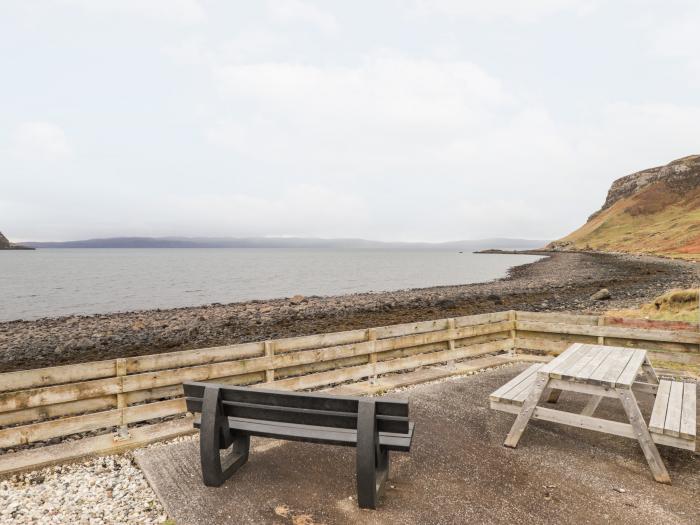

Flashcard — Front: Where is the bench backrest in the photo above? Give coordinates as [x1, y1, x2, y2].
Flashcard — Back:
[183, 381, 409, 434]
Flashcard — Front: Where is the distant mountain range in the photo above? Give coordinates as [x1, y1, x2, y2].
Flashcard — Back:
[548, 154, 700, 260]
[23, 236, 548, 251]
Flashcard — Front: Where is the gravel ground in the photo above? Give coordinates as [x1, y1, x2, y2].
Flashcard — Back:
[1, 252, 697, 372]
[0, 454, 167, 525]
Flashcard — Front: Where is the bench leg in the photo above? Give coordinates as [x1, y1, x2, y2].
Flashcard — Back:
[200, 386, 250, 487]
[357, 399, 389, 509]
[616, 388, 671, 484]
[504, 373, 549, 448]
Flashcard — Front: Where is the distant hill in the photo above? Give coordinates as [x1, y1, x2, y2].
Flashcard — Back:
[0, 231, 34, 250]
[24, 236, 548, 251]
[548, 155, 700, 260]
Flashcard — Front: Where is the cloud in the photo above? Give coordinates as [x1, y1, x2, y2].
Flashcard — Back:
[159, 185, 371, 238]
[61, 0, 206, 24]
[11, 122, 72, 159]
[266, 0, 338, 35]
[410, 0, 597, 22]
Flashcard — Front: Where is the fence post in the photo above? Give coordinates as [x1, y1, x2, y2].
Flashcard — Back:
[114, 358, 130, 440]
[264, 341, 275, 383]
[509, 310, 517, 356]
[367, 328, 378, 385]
[597, 316, 605, 345]
[447, 318, 457, 370]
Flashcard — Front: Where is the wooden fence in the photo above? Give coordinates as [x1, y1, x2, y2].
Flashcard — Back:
[0, 310, 698, 474]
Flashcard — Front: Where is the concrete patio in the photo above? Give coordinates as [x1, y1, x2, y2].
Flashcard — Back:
[135, 365, 699, 525]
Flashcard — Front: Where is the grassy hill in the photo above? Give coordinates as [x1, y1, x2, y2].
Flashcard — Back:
[549, 155, 700, 260]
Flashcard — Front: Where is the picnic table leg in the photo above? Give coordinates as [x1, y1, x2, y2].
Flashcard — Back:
[616, 388, 671, 484]
[200, 386, 250, 487]
[641, 357, 659, 385]
[581, 395, 603, 417]
[504, 372, 549, 448]
[545, 388, 562, 404]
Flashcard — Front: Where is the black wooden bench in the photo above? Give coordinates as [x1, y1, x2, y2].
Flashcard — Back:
[183, 381, 415, 509]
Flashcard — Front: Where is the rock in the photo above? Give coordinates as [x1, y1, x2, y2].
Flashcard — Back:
[436, 298, 457, 308]
[591, 288, 611, 301]
[289, 295, 306, 305]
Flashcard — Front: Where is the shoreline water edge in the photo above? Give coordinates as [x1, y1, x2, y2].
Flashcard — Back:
[0, 252, 697, 373]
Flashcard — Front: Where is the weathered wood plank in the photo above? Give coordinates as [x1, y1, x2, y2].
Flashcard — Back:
[0, 360, 117, 393]
[0, 418, 196, 476]
[680, 382, 696, 440]
[516, 321, 700, 345]
[649, 380, 672, 435]
[664, 381, 684, 437]
[589, 347, 635, 387]
[576, 346, 614, 382]
[615, 350, 647, 388]
[490, 401, 695, 451]
[515, 311, 600, 325]
[126, 342, 264, 373]
[489, 364, 542, 403]
[0, 377, 121, 414]
[617, 388, 671, 483]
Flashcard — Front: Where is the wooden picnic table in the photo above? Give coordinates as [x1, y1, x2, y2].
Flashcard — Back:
[490, 343, 696, 484]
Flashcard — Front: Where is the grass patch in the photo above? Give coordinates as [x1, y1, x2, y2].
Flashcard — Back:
[608, 288, 699, 323]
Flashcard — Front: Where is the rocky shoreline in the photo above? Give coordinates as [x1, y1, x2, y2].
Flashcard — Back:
[0, 252, 697, 373]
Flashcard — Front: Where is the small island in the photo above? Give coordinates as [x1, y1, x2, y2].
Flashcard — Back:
[0, 231, 35, 250]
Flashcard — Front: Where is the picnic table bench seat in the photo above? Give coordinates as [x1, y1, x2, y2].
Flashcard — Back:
[184, 381, 414, 509]
[649, 379, 696, 442]
[489, 363, 544, 407]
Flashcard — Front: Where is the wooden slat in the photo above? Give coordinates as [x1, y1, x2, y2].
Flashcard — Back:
[576, 346, 615, 382]
[649, 380, 672, 435]
[539, 343, 583, 375]
[548, 344, 589, 378]
[615, 350, 647, 387]
[515, 311, 600, 325]
[680, 382, 697, 440]
[516, 320, 700, 345]
[491, 401, 695, 451]
[126, 342, 264, 373]
[454, 311, 511, 327]
[489, 364, 543, 403]
[0, 410, 122, 448]
[0, 360, 117, 393]
[561, 345, 605, 379]
[0, 418, 196, 476]
[589, 348, 635, 387]
[664, 381, 684, 437]
[0, 377, 121, 414]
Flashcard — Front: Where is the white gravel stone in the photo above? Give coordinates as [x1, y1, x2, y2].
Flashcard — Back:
[0, 454, 168, 525]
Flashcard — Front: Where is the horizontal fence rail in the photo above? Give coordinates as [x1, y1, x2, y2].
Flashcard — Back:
[0, 310, 697, 474]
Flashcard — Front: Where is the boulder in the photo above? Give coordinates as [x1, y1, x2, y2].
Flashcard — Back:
[591, 288, 611, 301]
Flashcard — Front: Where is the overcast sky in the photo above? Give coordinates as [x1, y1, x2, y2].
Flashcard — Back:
[2, 1, 699, 242]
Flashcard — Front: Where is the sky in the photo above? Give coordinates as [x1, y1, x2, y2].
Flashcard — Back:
[2, 0, 700, 243]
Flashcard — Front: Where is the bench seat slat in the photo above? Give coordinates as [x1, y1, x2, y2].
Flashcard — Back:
[680, 382, 696, 441]
[664, 381, 684, 437]
[193, 415, 414, 451]
[489, 364, 542, 404]
[649, 380, 671, 435]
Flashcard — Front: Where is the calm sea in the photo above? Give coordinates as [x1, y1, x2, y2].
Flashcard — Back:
[0, 249, 543, 321]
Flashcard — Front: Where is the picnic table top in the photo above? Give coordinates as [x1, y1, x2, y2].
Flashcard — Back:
[538, 343, 648, 389]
